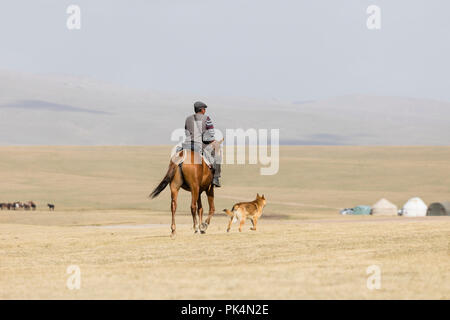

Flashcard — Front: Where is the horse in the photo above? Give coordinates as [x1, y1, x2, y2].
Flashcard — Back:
[149, 143, 221, 238]
[12, 202, 22, 210]
[26, 201, 36, 210]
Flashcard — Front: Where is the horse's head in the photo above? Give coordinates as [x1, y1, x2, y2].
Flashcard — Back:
[212, 138, 224, 147]
[210, 138, 224, 155]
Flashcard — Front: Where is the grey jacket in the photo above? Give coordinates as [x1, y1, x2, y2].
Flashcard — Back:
[183, 113, 215, 150]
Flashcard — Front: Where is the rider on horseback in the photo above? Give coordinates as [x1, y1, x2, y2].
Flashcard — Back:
[183, 101, 222, 187]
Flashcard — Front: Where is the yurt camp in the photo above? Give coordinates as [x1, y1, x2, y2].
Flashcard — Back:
[427, 202, 450, 216]
[402, 197, 427, 217]
[371, 198, 398, 216]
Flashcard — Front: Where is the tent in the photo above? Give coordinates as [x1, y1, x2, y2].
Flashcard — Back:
[340, 208, 353, 215]
[371, 198, 398, 216]
[402, 197, 427, 217]
[427, 202, 450, 216]
[340, 205, 371, 215]
[352, 205, 372, 215]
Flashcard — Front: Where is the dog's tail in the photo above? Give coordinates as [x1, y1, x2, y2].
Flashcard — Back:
[223, 209, 238, 223]
[223, 209, 233, 217]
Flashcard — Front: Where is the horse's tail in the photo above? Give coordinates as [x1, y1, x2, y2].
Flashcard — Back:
[149, 162, 177, 199]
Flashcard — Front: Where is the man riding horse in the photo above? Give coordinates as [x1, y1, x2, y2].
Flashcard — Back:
[182, 101, 221, 187]
[149, 101, 222, 237]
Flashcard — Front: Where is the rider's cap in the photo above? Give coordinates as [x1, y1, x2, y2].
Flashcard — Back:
[194, 101, 208, 113]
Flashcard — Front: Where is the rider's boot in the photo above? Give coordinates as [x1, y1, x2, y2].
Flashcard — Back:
[213, 163, 221, 187]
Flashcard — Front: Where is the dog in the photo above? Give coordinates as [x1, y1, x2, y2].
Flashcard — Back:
[223, 193, 266, 232]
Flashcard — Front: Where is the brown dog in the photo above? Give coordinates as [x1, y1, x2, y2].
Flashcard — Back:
[224, 194, 266, 232]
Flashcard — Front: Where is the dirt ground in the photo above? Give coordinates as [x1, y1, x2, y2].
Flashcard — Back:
[0, 146, 449, 299]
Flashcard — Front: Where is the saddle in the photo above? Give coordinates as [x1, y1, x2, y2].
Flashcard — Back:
[171, 148, 212, 169]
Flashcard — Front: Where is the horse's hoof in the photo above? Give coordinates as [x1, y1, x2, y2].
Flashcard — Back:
[199, 222, 208, 232]
[200, 230, 206, 234]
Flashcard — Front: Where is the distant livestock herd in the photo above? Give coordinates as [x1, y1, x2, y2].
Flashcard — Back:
[0, 201, 55, 211]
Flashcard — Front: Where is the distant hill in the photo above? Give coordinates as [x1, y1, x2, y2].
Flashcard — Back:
[1, 70, 449, 145]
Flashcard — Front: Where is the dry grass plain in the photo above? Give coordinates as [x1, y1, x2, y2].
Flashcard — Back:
[0, 146, 449, 299]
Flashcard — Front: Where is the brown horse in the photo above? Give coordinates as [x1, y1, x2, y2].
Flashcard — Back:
[149, 148, 218, 238]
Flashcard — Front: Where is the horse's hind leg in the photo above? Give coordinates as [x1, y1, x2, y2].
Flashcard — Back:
[191, 187, 199, 233]
[170, 182, 180, 239]
[198, 195, 206, 234]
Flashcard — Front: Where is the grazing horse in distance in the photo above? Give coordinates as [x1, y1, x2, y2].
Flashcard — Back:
[149, 141, 222, 238]
[23, 203, 31, 210]
[48, 203, 55, 211]
[12, 202, 22, 210]
[26, 201, 36, 210]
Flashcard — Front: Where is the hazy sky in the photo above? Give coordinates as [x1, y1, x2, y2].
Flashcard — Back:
[0, 0, 449, 101]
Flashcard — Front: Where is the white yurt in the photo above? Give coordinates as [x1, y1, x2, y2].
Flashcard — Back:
[371, 198, 398, 216]
[402, 197, 427, 217]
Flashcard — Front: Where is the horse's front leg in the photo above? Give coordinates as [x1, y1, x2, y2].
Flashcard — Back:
[204, 186, 215, 229]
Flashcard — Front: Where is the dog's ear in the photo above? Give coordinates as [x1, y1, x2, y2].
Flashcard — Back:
[256, 193, 260, 198]
[262, 194, 265, 199]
